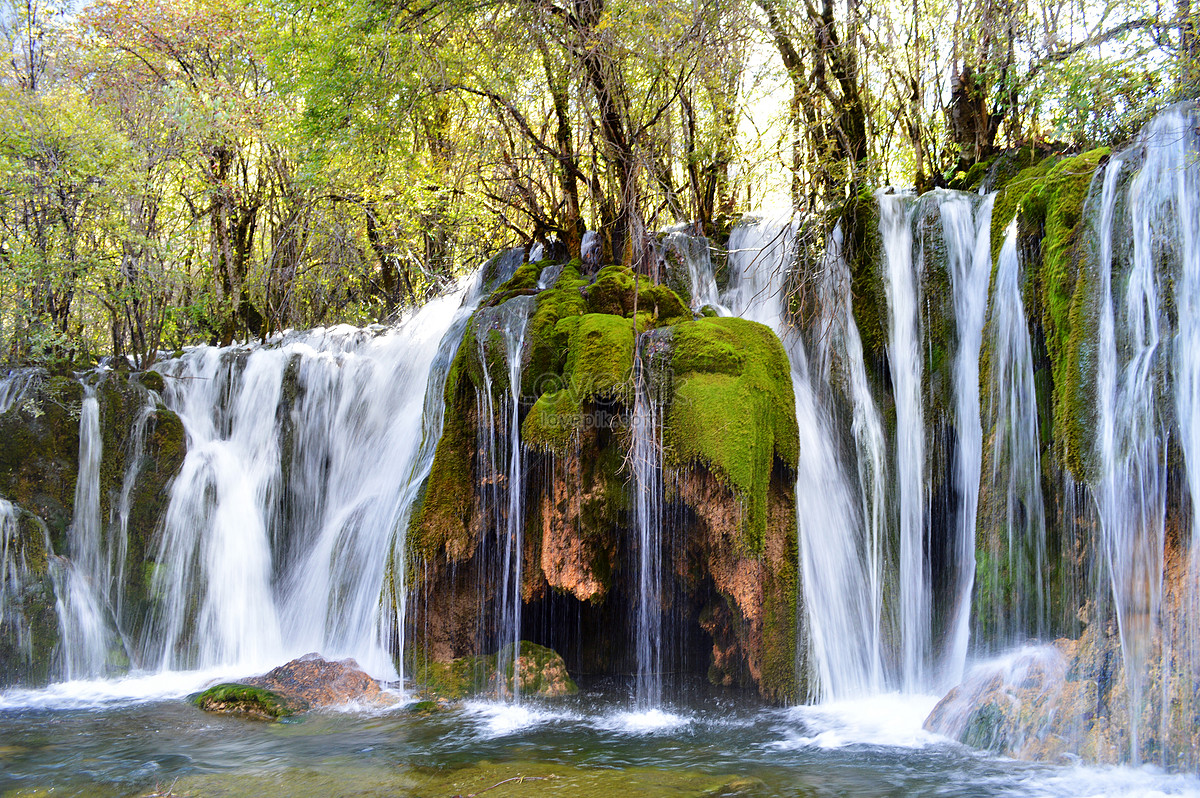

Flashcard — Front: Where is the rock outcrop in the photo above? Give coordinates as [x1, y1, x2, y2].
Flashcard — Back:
[407, 258, 801, 701]
[193, 654, 396, 719]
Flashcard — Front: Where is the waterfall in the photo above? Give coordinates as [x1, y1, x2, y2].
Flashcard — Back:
[878, 192, 930, 691]
[632, 334, 664, 709]
[810, 224, 889, 698]
[0, 500, 33, 673]
[52, 386, 120, 679]
[942, 192, 994, 686]
[664, 230, 720, 312]
[138, 279, 479, 678]
[978, 219, 1048, 647]
[725, 218, 886, 700]
[473, 295, 536, 700]
[1088, 102, 1199, 763]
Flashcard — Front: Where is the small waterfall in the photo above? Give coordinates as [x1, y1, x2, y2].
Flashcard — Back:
[978, 219, 1048, 646]
[878, 192, 930, 691]
[632, 334, 664, 709]
[725, 218, 885, 700]
[473, 295, 536, 700]
[1088, 103, 1199, 763]
[0, 369, 38, 415]
[664, 230, 720, 312]
[55, 386, 120, 678]
[942, 192, 994, 686]
[137, 279, 479, 678]
[111, 386, 158, 630]
[810, 224, 888, 698]
[0, 500, 34, 672]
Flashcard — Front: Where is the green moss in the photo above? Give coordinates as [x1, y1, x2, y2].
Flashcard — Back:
[522, 390, 581, 455]
[191, 683, 305, 720]
[413, 641, 577, 700]
[408, 324, 478, 562]
[843, 186, 888, 360]
[564, 314, 635, 403]
[664, 317, 798, 552]
[759, 492, 800, 703]
[522, 265, 590, 398]
[989, 147, 1108, 478]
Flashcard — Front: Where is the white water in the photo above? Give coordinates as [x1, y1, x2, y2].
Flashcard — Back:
[141, 280, 481, 680]
[943, 191, 995, 686]
[632, 338, 664, 709]
[54, 386, 119, 679]
[1089, 102, 1200, 764]
[981, 219, 1048, 643]
[878, 191, 931, 691]
[473, 295, 536, 700]
[724, 217, 887, 700]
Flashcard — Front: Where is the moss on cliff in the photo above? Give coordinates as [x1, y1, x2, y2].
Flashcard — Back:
[843, 185, 888, 362]
[408, 322, 478, 563]
[664, 317, 798, 552]
[564, 314, 635, 403]
[989, 147, 1108, 478]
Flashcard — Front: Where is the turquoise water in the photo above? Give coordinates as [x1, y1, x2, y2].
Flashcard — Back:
[2, 677, 1198, 797]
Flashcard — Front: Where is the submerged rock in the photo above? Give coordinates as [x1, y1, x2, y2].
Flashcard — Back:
[193, 654, 395, 719]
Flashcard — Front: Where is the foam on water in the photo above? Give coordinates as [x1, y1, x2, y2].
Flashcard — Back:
[461, 699, 577, 737]
[775, 693, 943, 750]
[1008, 764, 1200, 798]
[595, 707, 692, 735]
[0, 667, 257, 711]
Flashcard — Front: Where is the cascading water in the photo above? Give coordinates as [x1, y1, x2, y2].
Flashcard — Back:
[810, 224, 889, 698]
[977, 219, 1048, 646]
[138, 279, 481, 680]
[878, 192, 931, 691]
[942, 192, 994, 686]
[473, 295, 536, 701]
[1087, 102, 1199, 763]
[724, 217, 886, 700]
[631, 334, 664, 709]
[54, 384, 120, 679]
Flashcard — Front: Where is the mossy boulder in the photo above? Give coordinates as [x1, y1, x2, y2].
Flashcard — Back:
[191, 683, 305, 720]
[414, 641, 578, 700]
[664, 316, 798, 552]
[410, 260, 800, 703]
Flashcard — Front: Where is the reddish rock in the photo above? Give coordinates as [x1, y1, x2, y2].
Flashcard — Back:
[244, 653, 396, 710]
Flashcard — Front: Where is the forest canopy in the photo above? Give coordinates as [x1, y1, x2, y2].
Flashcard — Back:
[0, 0, 1193, 366]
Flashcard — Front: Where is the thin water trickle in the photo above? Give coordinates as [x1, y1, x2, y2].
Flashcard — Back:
[473, 295, 537, 701]
[632, 333, 664, 709]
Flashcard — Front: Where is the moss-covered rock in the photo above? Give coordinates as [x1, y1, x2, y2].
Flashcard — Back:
[664, 317, 797, 552]
[987, 147, 1109, 479]
[413, 640, 578, 700]
[191, 683, 305, 720]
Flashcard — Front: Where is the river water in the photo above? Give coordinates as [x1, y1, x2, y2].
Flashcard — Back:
[2, 677, 1198, 797]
